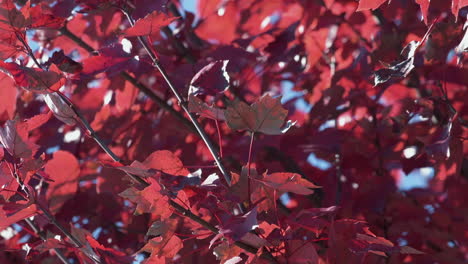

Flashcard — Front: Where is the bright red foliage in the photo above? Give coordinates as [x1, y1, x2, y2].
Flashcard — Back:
[0, 0, 467, 264]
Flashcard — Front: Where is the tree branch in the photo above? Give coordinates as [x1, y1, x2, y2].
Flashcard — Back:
[24, 218, 71, 264]
[123, 11, 232, 186]
[17, 10, 276, 264]
[58, 26, 196, 134]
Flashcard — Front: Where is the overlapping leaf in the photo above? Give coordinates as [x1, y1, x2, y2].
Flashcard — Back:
[123, 10, 178, 37]
[259, 172, 320, 195]
[189, 60, 230, 96]
[374, 40, 421, 86]
[0, 62, 64, 93]
[224, 94, 296, 135]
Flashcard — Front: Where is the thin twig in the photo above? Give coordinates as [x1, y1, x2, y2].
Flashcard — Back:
[24, 219, 71, 264]
[11, 171, 102, 264]
[58, 26, 196, 134]
[18, 11, 277, 264]
[123, 11, 232, 186]
[15, 33, 104, 264]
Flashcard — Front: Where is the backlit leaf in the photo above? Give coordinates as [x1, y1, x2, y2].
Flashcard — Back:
[224, 94, 296, 135]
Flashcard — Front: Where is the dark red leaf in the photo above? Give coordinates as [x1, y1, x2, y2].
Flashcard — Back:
[0, 62, 64, 93]
[188, 95, 226, 121]
[224, 94, 295, 135]
[123, 11, 178, 37]
[0, 119, 38, 159]
[259, 172, 320, 195]
[188, 60, 230, 96]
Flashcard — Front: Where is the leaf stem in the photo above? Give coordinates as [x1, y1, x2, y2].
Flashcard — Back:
[247, 132, 255, 205]
[215, 119, 223, 158]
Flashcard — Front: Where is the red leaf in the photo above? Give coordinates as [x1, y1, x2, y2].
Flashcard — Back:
[216, 207, 258, 242]
[0, 62, 64, 93]
[415, 0, 430, 24]
[452, 0, 468, 19]
[119, 178, 171, 217]
[259, 172, 320, 195]
[0, 0, 30, 30]
[0, 201, 38, 230]
[103, 160, 156, 178]
[142, 150, 189, 176]
[47, 50, 83, 73]
[45, 151, 80, 213]
[0, 119, 38, 159]
[86, 235, 133, 264]
[29, 4, 66, 29]
[374, 40, 421, 86]
[288, 241, 319, 264]
[25, 112, 52, 131]
[0, 72, 17, 120]
[224, 94, 296, 135]
[139, 235, 183, 259]
[43, 93, 77, 125]
[79, 45, 135, 77]
[213, 242, 243, 264]
[123, 11, 178, 37]
[189, 60, 230, 96]
[356, 0, 388, 11]
[188, 95, 226, 121]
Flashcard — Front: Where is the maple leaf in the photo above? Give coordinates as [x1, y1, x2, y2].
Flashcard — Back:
[214, 207, 258, 244]
[373, 40, 421, 86]
[213, 242, 243, 264]
[0, 201, 38, 230]
[188, 95, 226, 121]
[142, 150, 189, 176]
[259, 172, 320, 195]
[0, 0, 30, 31]
[0, 119, 38, 159]
[45, 151, 80, 213]
[224, 94, 296, 135]
[119, 178, 171, 217]
[123, 10, 178, 37]
[189, 60, 230, 96]
[0, 62, 64, 93]
[78, 44, 137, 78]
[288, 241, 319, 264]
[46, 50, 83, 74]
[356, 0, 389, 11]
[0, 72, 17, 120]
[86, 235, 133, 264]
[139, 235, 182, 260]
[43, 93, 77, 125]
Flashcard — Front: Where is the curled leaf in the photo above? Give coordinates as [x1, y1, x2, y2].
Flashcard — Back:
[374, 40, 420, 86]
[189, 60, 230, 96]
[43, 93, 77, 125]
